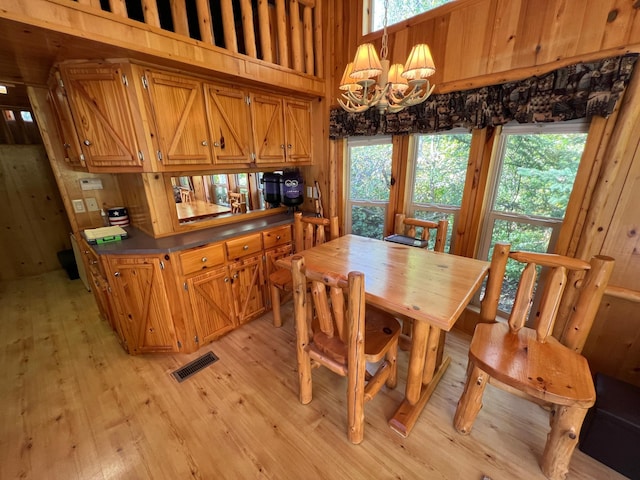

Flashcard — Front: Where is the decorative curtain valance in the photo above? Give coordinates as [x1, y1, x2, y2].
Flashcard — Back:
[329, 53, 639, 139]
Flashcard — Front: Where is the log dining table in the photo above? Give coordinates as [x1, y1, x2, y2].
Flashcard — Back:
[277, 234, 490, 437]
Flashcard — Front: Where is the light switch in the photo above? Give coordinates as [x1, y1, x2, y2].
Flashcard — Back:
[72, 199, 86, 213]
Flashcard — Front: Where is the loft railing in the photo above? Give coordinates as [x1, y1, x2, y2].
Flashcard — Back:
[71, 0, 323, 77]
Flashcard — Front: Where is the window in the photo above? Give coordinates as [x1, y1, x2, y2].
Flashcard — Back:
[20, 111, 33, 122]
[346, 137, 393, 239]
[369, 0, 454, 32]
[478, 122, 588, 313]
[407, 131, 471, 251]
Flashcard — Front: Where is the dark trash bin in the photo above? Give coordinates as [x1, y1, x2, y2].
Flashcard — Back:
[57, 249, 79, 280]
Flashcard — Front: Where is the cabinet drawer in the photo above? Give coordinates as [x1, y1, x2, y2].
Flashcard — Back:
[180, 243, 225, 276]
[262, 225, 292, 250]
[226, 233, 262, 261]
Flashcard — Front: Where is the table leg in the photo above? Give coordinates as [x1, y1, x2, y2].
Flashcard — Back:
[389, 322, 451, 438]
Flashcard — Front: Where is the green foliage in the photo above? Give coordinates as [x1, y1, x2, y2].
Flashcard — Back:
[351, 205, 386, 239]
[371, 0, 453, 30]
[349, 143, 393, 202]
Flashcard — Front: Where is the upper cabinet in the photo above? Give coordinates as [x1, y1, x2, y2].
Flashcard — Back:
[55, 60, 315, 173]
[143, 70, 213, 168]
[48, 70, 86, 169]
[251, 94, 312, 165]
[59, 62, 145, 172]
[204, 84, 254, 166]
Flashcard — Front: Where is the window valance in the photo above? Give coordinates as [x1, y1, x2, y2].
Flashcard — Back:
[329, 54, 638, 139]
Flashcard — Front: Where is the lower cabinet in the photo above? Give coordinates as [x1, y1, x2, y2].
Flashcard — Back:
[230, 254, 266, 325]
[106, 255, 180, 354]
[185, 265, 236, 345]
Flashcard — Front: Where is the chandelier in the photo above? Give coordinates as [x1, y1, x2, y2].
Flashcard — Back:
[338, 0, 436, 114]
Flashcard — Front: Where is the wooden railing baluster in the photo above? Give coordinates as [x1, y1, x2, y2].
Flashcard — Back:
[221, 0, 238, 53]
[313, 0, 323, 77]
[275, 0, 289, 68]
[170, 0, 190, 37]
[240, 0, 257, 58]
[141, 0, 161, 28]
[303, 5, 314, 74]
[108, 0, 127, 17]
[289, 0, 303, 72]
[257, 0, 273, 63]
[195, 0, 214, 45]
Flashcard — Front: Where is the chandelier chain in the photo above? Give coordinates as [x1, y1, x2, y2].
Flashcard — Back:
[381, 0, 389, 60]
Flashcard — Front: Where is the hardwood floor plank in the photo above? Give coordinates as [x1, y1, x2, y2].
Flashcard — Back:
[0, 270, 626, 480]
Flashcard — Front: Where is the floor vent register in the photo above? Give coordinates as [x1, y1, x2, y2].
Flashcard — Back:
[171, 351, 219, 383]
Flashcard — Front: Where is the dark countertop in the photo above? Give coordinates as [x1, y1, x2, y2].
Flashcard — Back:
[90, 213, 294, 255]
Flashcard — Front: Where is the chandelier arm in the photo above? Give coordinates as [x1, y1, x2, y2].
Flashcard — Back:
[343, 90, 369, 106]
[337, 97, 371, 113]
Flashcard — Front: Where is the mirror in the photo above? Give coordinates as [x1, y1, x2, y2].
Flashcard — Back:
[171, 172, 277, 224]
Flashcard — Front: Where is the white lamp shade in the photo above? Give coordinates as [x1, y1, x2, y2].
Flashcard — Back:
[339, 62, 363, 91]
[388, 64, 409, 92]
[402, 44, 436, 80]
[350, 43, 383, 79]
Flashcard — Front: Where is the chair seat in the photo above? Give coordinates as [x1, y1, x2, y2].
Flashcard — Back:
[269, 268, 293, 290]
[470, 322, 596, 407]
[313, 307, 400, 366]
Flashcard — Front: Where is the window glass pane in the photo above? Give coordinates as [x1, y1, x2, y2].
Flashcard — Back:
[412, 209, 454, 250]
[494, 133, 587, 218]
[349, 143, 392, 202]
[351, 205, 386, 240]
[413, 134, 470, 206]
[20, 111, 33, 122]
[489, 219, 553, 313]
[371, 0, 454, 31]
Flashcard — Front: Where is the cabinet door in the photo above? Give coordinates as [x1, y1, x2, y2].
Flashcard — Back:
[60, 63, 143, 170]
[186, 266, 236, 345]
[230, 254, 266, 324]
[250, 93, 286, 164]
[107, 256, 179, 354]
[284, 99, 312, 163]
[204, 84, 253, 165]
[145, 70, 212, 167]
[48, 72, 85, 168]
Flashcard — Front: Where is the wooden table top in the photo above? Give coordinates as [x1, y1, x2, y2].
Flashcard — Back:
[279, 234, 490, 331]
[176, 200, 232, 221]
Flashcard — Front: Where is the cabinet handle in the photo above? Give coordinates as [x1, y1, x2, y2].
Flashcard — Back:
[83, 139, 92, 146]
[201, 257, 207, 262]
[90, 260, 97, 265]
[114, 272, 120, 277]
[276, 235, 281, 240]
[287, 144, 292, 149]
[201, 140, 208, 146]
[243, 245, 249, 250]
[280, 144, 285, 149]
[233, 273, 239, 279]
[224, 277, 229, 283]
[63, 143, 71, 149]
[213, 142, 220, 147]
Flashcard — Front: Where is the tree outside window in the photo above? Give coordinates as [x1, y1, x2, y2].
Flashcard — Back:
[370, 0, 454, 32]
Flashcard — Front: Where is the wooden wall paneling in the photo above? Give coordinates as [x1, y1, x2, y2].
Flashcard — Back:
[509, 0, 548, 69]
[600, 0, 637, 50]
[486, 0, 522, 73]
[257, 0, 272, 62]
[442, 0, 494, 81]
[537, 0, 587, 63]
[583, 295, 640, 386]
[0, 144, 71, 280]
[140, 0, 161, 28]
[239, 0, 258, 58]
[573, 0, 612, 56]
[169, 0, 190, 37]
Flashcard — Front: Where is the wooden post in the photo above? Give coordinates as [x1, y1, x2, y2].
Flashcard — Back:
[275, 0, 289, 67]
[239, 0, 257, 58]
[76, 0, 102, 8]
[559, 255, 615, 353]
[257, 0, 272, 62]
[108, 0, 128, 18]
[169, 0, 190, 36]
[303, 6, 314, 74]
[406, 320, 429, 404]
[313, 0, 323, 77]
[479, 242, 510, 323]
[141, 0, 161, 28]
[221, 0, 238, 53]
[290, 0, 303, 72]
[346, 270, 366, 444]
[291, 256, 312, 404]
[195, 0, 215, 45]
[453, 363, 488, 434]
[541, 405, 588, 480]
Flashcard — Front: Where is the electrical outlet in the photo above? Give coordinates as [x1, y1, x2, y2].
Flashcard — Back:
[85, 197, 99, 212]
[306, 186, 313, 198]
[72, 199, 86, 213]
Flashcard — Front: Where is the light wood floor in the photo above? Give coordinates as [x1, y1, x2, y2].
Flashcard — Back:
[0, 270, 626, 480]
